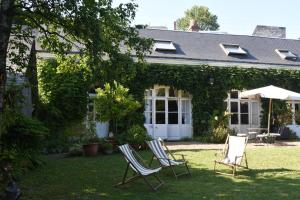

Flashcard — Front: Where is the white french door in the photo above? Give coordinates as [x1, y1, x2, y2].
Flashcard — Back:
[144, 86, 192, 140]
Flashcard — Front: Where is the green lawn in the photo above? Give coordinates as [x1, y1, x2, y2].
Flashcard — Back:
[20, 147, 300, 200]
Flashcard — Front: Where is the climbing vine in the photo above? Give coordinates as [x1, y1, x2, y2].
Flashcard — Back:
[128, 63, 300, 135]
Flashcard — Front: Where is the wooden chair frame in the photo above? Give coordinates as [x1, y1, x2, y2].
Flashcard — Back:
[214, 136, 249, 176]
[115, 144, 164, 191]
[147, 140, 191, 179]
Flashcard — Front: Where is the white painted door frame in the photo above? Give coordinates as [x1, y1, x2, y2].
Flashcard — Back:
[144, 85, 192, 140]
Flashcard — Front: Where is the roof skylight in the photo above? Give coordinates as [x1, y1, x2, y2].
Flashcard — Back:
[275, 49, 297, 60]
[154, 40, 176, 51]
[220, 43, 247, 56]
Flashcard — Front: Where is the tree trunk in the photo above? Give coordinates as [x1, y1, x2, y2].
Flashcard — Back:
[0, 0, 14, 115]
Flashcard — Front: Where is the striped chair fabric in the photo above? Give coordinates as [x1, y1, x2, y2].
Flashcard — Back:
[119, 144, 161, 176]
[146, 140, 184, 166]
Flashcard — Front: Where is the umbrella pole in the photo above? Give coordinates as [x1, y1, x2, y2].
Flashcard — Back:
[267, 98, 272, 134]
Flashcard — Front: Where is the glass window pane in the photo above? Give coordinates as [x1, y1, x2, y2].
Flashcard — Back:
[251, 102, 259, 125]
[88, 103, 94, 112]
[156, 113, 165, 124]
[156, 88, 165, 97]
[168, 100, 178, 112]
[252, 114, 259, 125]
[230, 91, 239, 99]
[296, 104, 300, 111]
[156, 100, 165, 111]
[169, 87, 178, 97]
[230, 102, 238, 113]
[182, 113, 190, 124]
[182, 100, 190, 113]
[168, 113, 178, 124]
[241, 114, 249, 124]
[231, 114, 238, 124]
[240, 102, 248, 113]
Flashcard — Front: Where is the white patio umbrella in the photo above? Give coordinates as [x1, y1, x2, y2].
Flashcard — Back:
[240, 85, 300, 133]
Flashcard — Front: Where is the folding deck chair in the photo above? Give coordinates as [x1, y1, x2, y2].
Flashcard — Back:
[214, 135, 248, 176]
[146, 139, 191, 178]
[116, 144, 164, 191]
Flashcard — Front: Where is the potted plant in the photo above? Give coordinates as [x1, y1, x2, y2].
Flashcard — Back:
[102, 142, 114, 155]
[82, 137, 100, 156]
[94, 81, 141, 137]
[81, 120, 100, 156]
[124, 125, 151, 150]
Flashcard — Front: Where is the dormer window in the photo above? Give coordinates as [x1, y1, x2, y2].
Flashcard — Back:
[275, 49, 297, 60]
[220, 43, 247, 56]
[154, 40, 176, 51]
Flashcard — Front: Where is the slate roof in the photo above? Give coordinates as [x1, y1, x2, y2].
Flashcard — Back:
[138, 28, 300, 69]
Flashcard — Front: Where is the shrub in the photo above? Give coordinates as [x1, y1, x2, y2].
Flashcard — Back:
[211, 126, 232, 143]
[118, 125, 151, 145]
[94, 81, 141, 135]
[68, 144, 83, 157]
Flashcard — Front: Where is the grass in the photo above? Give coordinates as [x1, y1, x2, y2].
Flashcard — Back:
[19, 147, 300, 200]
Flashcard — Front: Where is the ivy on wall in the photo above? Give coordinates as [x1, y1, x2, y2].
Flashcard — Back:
[128, 63, 300, 135]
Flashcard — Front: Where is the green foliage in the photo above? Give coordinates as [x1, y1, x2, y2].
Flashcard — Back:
[3, 115, 48, 151]
[117, 124, 150, 145]
[272, 101, 293, 126]
[0, 111, 48, 178]
[209, 111, 233, 143]
[38, 56, 89, 125]
[129, 63, 300, 136]
[37, 56, 90, 150]
[94, 81, 141, 134]
[176, 5, 219, 31]
[102, 142, 113, 151]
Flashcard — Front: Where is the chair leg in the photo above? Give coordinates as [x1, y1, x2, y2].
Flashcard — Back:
[122, 163, 130, 184]
[244, 153, 249, 169]
[233, 166, 236, 176]
[115, 163, 139, 187]
[142, 174, 164, 191]
[185, 162, 192, 176]
[170, 165, 178, 179]
[149, 155, 154, 167]
[214, 161, 217, 172]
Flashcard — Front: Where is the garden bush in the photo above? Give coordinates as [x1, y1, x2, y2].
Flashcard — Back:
[117, 125, 151, 146]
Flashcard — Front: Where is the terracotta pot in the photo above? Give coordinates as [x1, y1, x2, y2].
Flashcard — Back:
[82, 143, 99, 156]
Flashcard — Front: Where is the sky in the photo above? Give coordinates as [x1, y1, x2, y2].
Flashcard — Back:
[113, 0, 300, 39]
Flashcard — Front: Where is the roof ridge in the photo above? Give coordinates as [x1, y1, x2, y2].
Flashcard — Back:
[142, 28, 300, 42]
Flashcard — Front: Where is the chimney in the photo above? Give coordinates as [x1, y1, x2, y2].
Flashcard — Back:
[174, 21, 177, 30]
[188, 19, 200, 32]
[252, 25, 286, 38]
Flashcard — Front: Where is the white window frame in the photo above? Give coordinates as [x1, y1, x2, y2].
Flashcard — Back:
[144, 85, 192, 125]
[275, 49, 297, 60]
[153, 40, 176, 51]
[226, 90, 260, 126]
[220, 43, 247, 56]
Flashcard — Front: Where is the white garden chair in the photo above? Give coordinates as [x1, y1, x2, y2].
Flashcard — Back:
[214, 135, 248, 176]
[115, 144, 164, 191]
[146, 139, 191, 178]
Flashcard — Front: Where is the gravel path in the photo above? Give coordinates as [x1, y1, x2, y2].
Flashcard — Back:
[165, 140, 300, 150]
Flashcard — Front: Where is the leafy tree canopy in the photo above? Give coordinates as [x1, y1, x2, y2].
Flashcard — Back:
[0, 0, 152, 114]
[176, 5, 219, 31]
